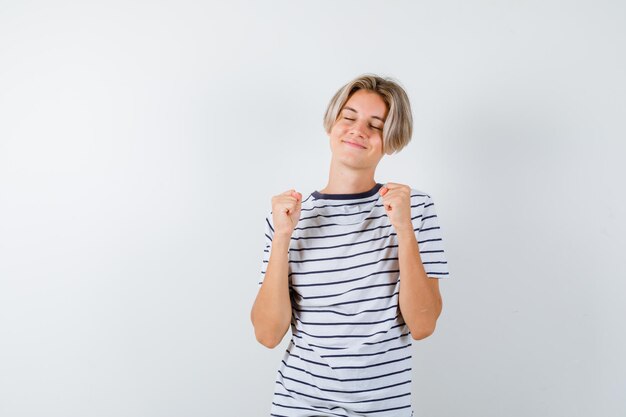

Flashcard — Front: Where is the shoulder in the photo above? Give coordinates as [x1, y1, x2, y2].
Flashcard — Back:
[408, 186, 432, 205]
[263, 210, 274, 235]
[409, 186, 431, 198]
[300, 191, 317, 208]
[407, 187, 440, 218]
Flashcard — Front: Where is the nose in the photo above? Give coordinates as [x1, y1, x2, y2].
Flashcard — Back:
[349, 120, 368, 138]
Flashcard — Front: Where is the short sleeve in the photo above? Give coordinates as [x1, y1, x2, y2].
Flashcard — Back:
[258, 212, 275, 287]
[415, 194, 450, 279]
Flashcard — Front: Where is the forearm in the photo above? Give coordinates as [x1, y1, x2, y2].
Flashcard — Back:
[396, 227, 441, 339]
[251, 234, 293, 348]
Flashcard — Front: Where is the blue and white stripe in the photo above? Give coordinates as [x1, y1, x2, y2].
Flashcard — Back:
[258, 183, 449, 416]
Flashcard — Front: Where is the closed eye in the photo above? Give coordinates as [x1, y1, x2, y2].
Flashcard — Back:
[343, 117, 382, 131]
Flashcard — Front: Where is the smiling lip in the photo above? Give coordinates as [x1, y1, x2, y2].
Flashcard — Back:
[343, 140, 366, 149]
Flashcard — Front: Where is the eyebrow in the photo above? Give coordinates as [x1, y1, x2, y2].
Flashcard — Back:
[343, 107, 385, 122]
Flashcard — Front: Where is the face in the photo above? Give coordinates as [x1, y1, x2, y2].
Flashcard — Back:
[328, 89, 389, 170]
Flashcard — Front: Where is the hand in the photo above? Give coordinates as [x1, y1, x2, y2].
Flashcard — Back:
[271, 189, 302, 237]
[379, 182, 413, 232]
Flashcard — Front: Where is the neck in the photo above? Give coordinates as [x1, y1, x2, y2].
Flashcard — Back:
[318, 160, 378, 194]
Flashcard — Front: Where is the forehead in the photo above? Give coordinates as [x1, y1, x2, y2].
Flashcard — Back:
[342, 90, 388, 120]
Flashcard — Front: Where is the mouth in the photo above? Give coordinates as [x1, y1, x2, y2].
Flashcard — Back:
[342, 140, 366, 149]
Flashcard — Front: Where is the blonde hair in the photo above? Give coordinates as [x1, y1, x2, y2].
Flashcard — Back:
[323, 73, 413, 155]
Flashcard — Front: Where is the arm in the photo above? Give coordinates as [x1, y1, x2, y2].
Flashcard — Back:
[396, 226, 443, 340]
[250, 233, 292, 348]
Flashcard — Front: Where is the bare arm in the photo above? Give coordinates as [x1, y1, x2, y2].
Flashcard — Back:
[396, 226, 443, 340]
[250, 233, 292, 348]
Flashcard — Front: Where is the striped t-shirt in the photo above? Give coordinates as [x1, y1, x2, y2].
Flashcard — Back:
[258, 182, 450, 417]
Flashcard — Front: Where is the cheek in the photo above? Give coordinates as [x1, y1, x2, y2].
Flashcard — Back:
[331, 127, 347, 141]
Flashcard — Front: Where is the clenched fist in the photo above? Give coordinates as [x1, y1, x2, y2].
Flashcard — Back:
[271, 189, 302, 237]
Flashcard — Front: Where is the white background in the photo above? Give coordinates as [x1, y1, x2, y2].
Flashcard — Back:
[0, 1, 624, 416]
